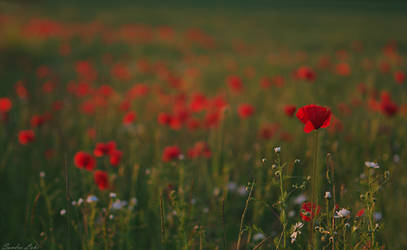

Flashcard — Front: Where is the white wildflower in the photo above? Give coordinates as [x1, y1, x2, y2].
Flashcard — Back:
[227, 182, 237, 191]
[324, 191, 332, 199]
[60, 209, 67, 215]
[294, 194, 307, 205]
[109, 192, 117, 198]
[335, 208, 351, 218]
[39, 172, 45, 178]
[86, 195, 98, 203]
[274, 146, 281, 153]
[253, 233, 265, 241]
[365, 161, 379, 169]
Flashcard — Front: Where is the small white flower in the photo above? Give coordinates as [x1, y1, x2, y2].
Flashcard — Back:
[109, 214, 114, 220]
[112, 200, 127, 210]
[77, 198, 84, 205]
[290, 231, 300, 243]
[293, 222, 304, 231]
[109, 192, 117, 198]
[324, 191, 332, 199]
[274, 146, 281, 153]
[335, 208, 350, 218]
[60, 209, 67, 215]
[71, 201, 77, 206]
[365, 161, 380, 169]
[39, 172, 45, 178]
[393, 154, 400, 163]
[237, 186, 248, 196]
[253, 233, 265, 241]
[294, 159, 301, 164]
[86, 195, 98, 203]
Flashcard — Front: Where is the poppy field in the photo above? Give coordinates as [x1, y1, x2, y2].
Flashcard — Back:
[1, 2, 407, 249]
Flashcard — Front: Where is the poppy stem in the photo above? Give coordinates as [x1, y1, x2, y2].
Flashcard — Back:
[311, 129, 319, 247]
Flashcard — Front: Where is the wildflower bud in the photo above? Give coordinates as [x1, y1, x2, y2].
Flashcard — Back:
[324, 191, 332, 199]
[274, 146, 281, 153]
[39, 171, 45, 178]
[262, 158, 267, 163]
[384, 170, 390, 180]
[60, 209, 67, 215]
[272, 164, 277, 170]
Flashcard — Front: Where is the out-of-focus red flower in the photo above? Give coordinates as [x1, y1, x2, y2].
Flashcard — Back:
[123, 111, 136, 125]
[300, 202, 320, 222]
[42, 81, 56, 94]
[260, 77, 272, 89]
[272, 75, 285, 87]
[94, 170, 109, 190]
[87, 128, 96, 140]
[30, 114, 51, 128]
[162, 145, 181, 162]
[127, 84, 149, 99]
[258, 123, 279, 140]
[238, 103, 255, 119]
[296, 66, 316, 82]
[328, 115, 343, 134]
[204, 111, 222, 129]
[0, 98, 12, 113]
[190, 93, 208, 112]
[187, 141, 211, 159]
[335, 62, 351, 76]
[380, 92, 398, 117]
[110, 150, 123, 166]
[111, 63, 131, 81]
[227, 75, 243, 93]
[296, 104, 331, 133]
[94, 141, 117, 157]
[356, 208, 365, 217]
[37, 65, 50, 79]
[74, 151, 95, 170]
[186, 118, 201, 131]
[16, 84, 28, 99]
[284, 105, 296, 117]
[18, 130, 35, 145]
[394, 71, 405, 84]
[158, 112, 172, 125]
[75, 61, 97, 82]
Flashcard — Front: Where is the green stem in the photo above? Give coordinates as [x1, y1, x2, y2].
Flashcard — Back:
[311, 130, 319, 248]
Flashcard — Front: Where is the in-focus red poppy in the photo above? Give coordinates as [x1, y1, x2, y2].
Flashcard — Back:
[394, 71, 405, 84]
[94, 141, 117, 157]
[110, 150, 123, 166]
[300, 202, 320, 222]
[18, 130, 35, 145]
[94, 170, 109, 190]
[123, 111, 136, 125]
[238, 103, 255, 119]
[284, 105, 296, 117]
[74, 151, 96, 171]
[0, 98, 12, 113]
[296, 104, 332, 133]
[162, 146, 181, 162]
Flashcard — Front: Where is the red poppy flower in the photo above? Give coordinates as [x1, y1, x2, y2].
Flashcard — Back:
[394, 71, 405, 84]
[334, 62, 351, 76]
[284, 105, 296, 117]
[18, 130, 35, 145]
[94, 141, 117, 157]
[158, 112, 172, 125]
[300, 202, 320, 222]
[123, 111, 136, 125]
[74, 151, 96, 170]
[94, 170, 109, 190]
[187, 141, 211, 159]
[356, 208, 365, 217]
[162, 146, 181, 162]
[227, 75, 243, 93]
[296, 66, 316, 82]
[238, 103, 255, 119]
[0, 98, 12, 113]
[296, 104, 332, 133]
[110, 150, 123, 166]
